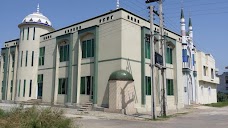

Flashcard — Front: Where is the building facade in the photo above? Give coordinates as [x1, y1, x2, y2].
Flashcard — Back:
[181, 8, 220, 105]
[195, 51, 220, 104]
[0, 6, 219, 114]
[217, 72, 228, 94]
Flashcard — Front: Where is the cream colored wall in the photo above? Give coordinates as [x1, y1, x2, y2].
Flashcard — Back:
[16, 25, 52, 101]
[196, 51, 219, 104]
[196, 51, 219, 84]
[0, 40, 18, 101]
[198, 81, 217, 104]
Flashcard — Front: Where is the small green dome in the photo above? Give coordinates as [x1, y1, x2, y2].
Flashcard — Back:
[109, 70, 134, 81]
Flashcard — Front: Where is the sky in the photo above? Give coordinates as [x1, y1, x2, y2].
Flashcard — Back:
[0, 0, 227, 74]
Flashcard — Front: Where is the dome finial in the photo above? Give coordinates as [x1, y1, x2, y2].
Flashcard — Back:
[37, 3, 40, 13]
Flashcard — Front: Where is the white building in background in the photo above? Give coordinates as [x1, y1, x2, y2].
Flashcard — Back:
[181, 8, 220, 105]
[180, 9, 197, 105]
[195, 51, 220, 104]
[0, 5, 220, 114]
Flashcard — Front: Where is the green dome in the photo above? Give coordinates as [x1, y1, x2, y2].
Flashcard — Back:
[109, 70, 134, 81]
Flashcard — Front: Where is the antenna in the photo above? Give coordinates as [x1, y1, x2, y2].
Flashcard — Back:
[116, 0, 120, 9]
[37, 3, 40, 13]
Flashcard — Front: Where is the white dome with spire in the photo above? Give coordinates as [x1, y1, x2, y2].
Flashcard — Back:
[22, 4, 52, 26]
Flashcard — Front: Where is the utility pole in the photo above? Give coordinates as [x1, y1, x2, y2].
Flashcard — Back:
[146, 0, 159, 120]
[146, 0, 167, 117]
[150, 6, 156, 120]
[158, 0, 167, 117]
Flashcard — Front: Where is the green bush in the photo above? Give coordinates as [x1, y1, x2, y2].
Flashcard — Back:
[217, 92, 228, 102]
[0, 106, 77, 128]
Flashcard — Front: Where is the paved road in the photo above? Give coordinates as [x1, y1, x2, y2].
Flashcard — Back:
[77, 107, 228, 128]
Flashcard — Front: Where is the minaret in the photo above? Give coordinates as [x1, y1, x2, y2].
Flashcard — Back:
[17, 5, 54, 101]
[188, 17, 193, 41]
[180, 8, 186, 39]
[181, 8, 188, 68]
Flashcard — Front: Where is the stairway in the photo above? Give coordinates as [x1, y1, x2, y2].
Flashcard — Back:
[78, 102, 93, 113]
[24, 99, 42, 105]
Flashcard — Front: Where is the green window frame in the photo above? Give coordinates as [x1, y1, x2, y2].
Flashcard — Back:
[27, 27, 30, 40]
[37, 74, 43, 97]
[166, 46, 173, 64]
[31, 51, 34, 66]
[29, 80, 32, 97]
[145, 40, 151, 59]
[21, 51, 23, 67]
[3, 56, 5, 69]
[59, 45, 69, 62]
[10, 80, 13, 93]
[33, 27, 35, 40]
[12, 53, 15, 68]
[80, 76, 93, 95]
[58, 78, 68, 94]
[23, 80, 26, 97]
[145, 76, 151, 95]
[166, 79, 174, 96]
[22, 28, 24, 40]
[82, 39, 95, 59]
[39, 47, 45, 66]
[25, 51, 28, 66]
[18, 80, 21, 97]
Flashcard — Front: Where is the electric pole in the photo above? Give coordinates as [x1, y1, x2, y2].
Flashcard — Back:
[146, 0, 167, 117]
[146, 0, 159, 120]
[150, 5, 156, 120]
[158, 0, 167, 117]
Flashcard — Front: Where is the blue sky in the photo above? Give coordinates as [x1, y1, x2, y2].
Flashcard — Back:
[0, 0, 227, 73]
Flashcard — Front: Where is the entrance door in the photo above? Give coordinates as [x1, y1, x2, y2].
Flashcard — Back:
[86, 76, 93, 101]
[80, 76, 94, 103]
[37, 83, 43, 99]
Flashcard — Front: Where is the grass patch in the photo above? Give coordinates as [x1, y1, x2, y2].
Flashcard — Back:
[0, 106, 79, 128]
[205, 102, 228, 107]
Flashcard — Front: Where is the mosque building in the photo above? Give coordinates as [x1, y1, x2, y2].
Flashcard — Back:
[0, 5, 219, 114]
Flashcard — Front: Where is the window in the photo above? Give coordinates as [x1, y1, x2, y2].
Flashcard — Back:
[82, 39, 95, 59]
[166, 79, 174, 95]
[2, 55, 5, 69]
[18, 80, 21, 97]
[29, 80, 32, 97]
[226, 87, 228, 90]
[225, 76, 228, 84]
[145, 36, 150, 59]
[211, 68, 214, 79]
[22, 28, 24, 40]
[39, 47, 45, 66]
[33, 27, 35, 40]
[59, 44, 69, 62]
[10, 80, 13, 93]
[23, 80, 26, 97]
[12, 54, 15, 68]
[27, 27, 29, 40]
[145, 76, 151, 95]
[31, 51, 34, 66]
[203, 66, 208, 76]
[25, 51, 28, 67]
[166, 46, 173, 64]
[37, 74, 43, 98]
[21, 51, 23, 67]
[80, 76, 93, 95]
[58, 78, 68, 94]
[1, 81, 3, 93]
